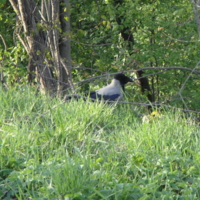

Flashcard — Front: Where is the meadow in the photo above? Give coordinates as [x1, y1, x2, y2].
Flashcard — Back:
[0, 86, 200, 199]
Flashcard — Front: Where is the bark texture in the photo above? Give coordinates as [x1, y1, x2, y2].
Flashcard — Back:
[9, 0, 73, 96]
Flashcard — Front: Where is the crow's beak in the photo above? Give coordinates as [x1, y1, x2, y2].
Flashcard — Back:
[128, 77, 134, 83]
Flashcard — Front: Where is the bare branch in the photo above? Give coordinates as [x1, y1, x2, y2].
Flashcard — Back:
[72, 66, 200, 86]
[179, 62, 200, 94]
[71, 40, 113, 47]
[135, 66, 200, 75]
[0, 34, 7, 52]
[72, 65, 104, 73]
[9, 0, 20, 16]
[16, 33, 30, 53]
[176, 61, 200, 110]
[18, 0, 28, 33]
[162, 31, 200, 43]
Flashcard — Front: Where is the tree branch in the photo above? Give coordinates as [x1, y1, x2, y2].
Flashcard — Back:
[9, 0, 19, 15]
[18, 0, 29, 33]
[135, 66, 200, 76]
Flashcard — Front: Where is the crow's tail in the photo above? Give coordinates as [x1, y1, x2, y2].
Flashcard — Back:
[63, 94, 87, 102]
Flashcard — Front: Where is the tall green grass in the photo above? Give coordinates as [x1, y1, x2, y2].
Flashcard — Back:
[0, 86, 200, 199]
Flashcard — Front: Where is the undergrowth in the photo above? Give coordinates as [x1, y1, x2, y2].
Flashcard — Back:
[0, 86, 200, 199]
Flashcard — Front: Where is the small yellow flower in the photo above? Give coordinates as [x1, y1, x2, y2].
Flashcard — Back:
[142, 111, 162, 123]
[150, 111, 161, 117]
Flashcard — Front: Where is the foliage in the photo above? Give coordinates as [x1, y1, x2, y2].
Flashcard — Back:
[0, 86, 200, 199]
[70, 0, 200, 110]
[1, 0, 200, 109]
[0, 1, 28, 85]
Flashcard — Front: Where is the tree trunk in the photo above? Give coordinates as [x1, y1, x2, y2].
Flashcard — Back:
[9, 0, 73, 96]
[59, 0, 74, 96]
[113, 0, 154, 110]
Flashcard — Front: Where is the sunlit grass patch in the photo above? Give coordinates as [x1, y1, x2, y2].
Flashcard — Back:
[0, 86, 200, 199]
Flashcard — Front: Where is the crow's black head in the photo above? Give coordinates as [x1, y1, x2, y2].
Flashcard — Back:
[114, 73, 133, 91]
[114, 73, 133, 84]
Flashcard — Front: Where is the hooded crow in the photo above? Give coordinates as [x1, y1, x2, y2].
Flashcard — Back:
[89, 73, 133, 101]
[64, 73, 133, 102]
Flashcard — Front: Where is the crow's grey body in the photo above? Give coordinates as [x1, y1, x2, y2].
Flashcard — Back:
[64, 73, 133, 102]
[90, 79, 123, 101]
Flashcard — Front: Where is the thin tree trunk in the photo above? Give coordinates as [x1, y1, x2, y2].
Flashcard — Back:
[113, 0, 154, 110]
[59, 0, 74, 96]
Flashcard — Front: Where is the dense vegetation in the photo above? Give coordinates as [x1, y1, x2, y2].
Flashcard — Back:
[1, 0, 200, 111]
[0, 87, 200, 199]
[1, 0, 200, 199]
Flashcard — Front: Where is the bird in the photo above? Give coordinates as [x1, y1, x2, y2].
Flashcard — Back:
[64, 73, 133, 102]
[89, 73, 133, 101]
